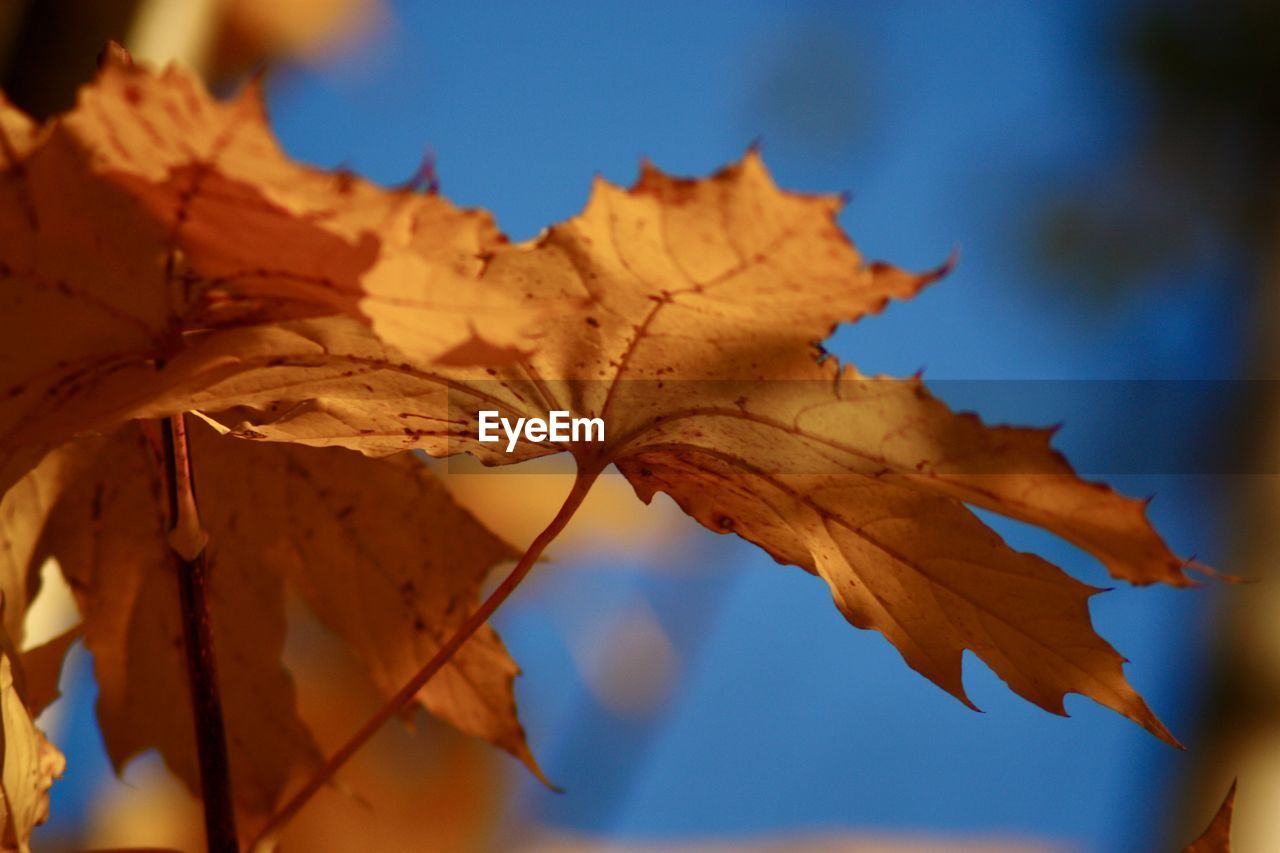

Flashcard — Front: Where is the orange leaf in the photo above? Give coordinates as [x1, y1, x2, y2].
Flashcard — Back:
[0, 650, 64, 851]
[37, 420, 541, 817]
[205, 154, 1193, 741]
[1186, 780, 1237, 853]
[0, 56, 535, 495]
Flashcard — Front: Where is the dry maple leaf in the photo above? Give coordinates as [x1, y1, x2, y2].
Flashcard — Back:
[276, 610, 507, 853]
[0, 52, 534, 497]
[0, 48, 1210, 843]
[17, 626, 80, 720]
[33, 419, 540, 818]
[0, 442, 82, 646]
[0, 53, 553, 834]
[1185, 780, 1237, 853]
[191, 153, 1196, 743]
[0, 648, 64, 852]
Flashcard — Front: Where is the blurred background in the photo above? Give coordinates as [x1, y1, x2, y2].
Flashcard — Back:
[1, 0, 1273, 850]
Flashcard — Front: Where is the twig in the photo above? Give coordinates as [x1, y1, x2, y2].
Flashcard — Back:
[162, 414, 239, 852]
[249, 464, 602, 850]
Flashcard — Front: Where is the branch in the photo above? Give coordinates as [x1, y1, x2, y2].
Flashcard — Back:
[249, 464, 601, 849]
[162, 414, 238, 852]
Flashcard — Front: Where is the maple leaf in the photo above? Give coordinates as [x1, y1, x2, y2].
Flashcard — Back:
[1185, 780, 1236, 853]
[0, 52, 533, 497]
[35, 419, 540, 818]
[0, 51, 1210, 843]
[17, 627, 80, 720]
[196, 153, 1196, 743]
[0, 442, 82, 646]
[0, 647, 64, 852]
[0, 54, 555, 833]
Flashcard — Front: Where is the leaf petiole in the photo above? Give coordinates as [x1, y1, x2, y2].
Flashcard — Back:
[160, 414, 238, 852]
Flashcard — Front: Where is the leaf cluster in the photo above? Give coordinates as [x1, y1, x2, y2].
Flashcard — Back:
[0, 50, 1210, 847]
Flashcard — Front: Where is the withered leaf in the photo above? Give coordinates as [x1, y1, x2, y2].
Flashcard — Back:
[202, 153, 1191, 741]
[1186, 780, 1237, 853]
[250, 427, 544, 785]
[60, 54, 529, 353]
[17, 626, 80, 718]
[0, 56, 534, 497]
[0, 649, 64, 852]
[40, 427, 320, 817]
[0, 44, 1210, 839]
[0, 439, 88, 646]
[38, 420, 539, 817]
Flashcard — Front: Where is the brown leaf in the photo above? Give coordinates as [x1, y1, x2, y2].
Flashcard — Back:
[1186, 780, 1237, 853]
[211, 0, 382, 77]
[0, 439, 92, 646]
[41, 427, 320, 817]
[0, 651, 65, 851]
[278, 609, 507, 853]
[215, 424, 545, 785]
[57, 53, 524, 347]
[38, 419, 539, 816]
[18, 626, 81, 718]
[0, 96, 36, 162]
[0, 58, 534, 496]
[202, 154, 1190, 740]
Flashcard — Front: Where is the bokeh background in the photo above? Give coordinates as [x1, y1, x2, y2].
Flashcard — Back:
[2, 1, 1272, 850]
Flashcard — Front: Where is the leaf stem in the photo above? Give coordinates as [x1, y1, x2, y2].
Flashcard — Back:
[249, 463, 602, 850]
[162, 414, 238, 853]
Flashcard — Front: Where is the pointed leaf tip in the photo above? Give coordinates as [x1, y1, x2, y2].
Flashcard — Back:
[97, 41, 132, 70]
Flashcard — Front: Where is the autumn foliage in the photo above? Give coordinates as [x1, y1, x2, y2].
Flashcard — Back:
[0, 49, 1218, 849]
